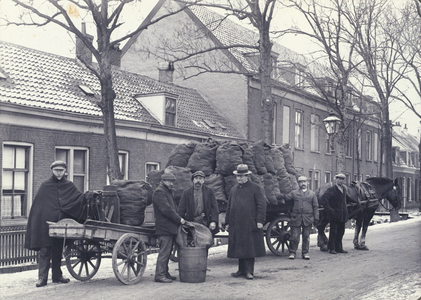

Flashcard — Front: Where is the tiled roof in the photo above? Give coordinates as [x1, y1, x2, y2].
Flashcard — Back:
[190, 5, 309, 74]
[392, 127, 419, 152]
[0, 41, 243, 138]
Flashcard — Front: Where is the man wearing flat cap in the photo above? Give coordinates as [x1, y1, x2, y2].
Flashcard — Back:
[225, 164, 267, 280]
[25, 160, 93, 287]
[177, 171, 219, 236]
[153, 172, 186, 283]
[284, 176, 319, 260]
[320, 173, 350, 254]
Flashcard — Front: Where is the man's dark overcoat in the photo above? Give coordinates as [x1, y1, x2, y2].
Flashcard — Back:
[319, 185, 348, 223]
[177, 185, 219, 234]
[25, 176, 87, 251]
[153, 182, 182, 236]
[225, 180, 267, 259]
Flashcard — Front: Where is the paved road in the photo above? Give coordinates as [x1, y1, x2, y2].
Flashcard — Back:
[1, 214, 420, 300]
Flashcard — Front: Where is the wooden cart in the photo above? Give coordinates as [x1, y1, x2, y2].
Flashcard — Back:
[48, 186, 158, 285]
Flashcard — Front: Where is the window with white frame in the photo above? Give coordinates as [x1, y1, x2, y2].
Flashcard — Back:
[357, 129, 362, 159]
[366, 131, 372, 161]
[165, 97, 176, 126]
[310, 114, 320, 152]
[2, 143, 33, 219]
[295, 110, 303, 149]
[106, 151, 129, 185]
[282, 106, 290, 144]
[145, 162, 160, 180]
[373, 132, 379, 162]
[325, 172, 331, 183]
[55, 147, 89, 192]
[295, 68, 305, 87]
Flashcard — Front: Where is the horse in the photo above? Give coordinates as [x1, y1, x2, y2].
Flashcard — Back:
[315, 177, 401, 251]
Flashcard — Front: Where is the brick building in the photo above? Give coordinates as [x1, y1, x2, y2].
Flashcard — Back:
[0, 41, 244, 227]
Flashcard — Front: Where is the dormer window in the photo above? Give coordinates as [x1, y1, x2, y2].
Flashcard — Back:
[295, 66, 305, 87]
[79, 84, 95, 96]
[165, 97, 176, 126]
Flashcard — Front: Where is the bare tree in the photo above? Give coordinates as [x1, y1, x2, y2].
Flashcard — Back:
[348, 0, 411, 179]
[283, 0, 373, 175]
[141, 0, 279, 144]
[5, 0, 193, 182]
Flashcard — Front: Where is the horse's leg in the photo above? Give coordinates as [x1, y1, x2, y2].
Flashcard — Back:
[317, 222, 329, 251]
[359, 212, 374, 251]
[353, 217, 362, 249]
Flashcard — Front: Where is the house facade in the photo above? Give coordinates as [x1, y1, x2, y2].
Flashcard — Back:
[120, 0, 416, 196]
[0, 41, 244, 228]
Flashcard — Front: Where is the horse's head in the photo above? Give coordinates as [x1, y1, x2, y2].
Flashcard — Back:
[366, 177, 401, 209]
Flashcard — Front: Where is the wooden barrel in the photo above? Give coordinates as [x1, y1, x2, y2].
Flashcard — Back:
[178, 246, 207, 283]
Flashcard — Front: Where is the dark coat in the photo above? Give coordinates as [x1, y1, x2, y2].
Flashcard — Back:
[285, 189, 319, 227]
[319, 184, 349, 223]
[177, 185, 220, 235]
[153, 182, 182, 236]
[225, 180, 267, 259]
[25, 175, 87, 251]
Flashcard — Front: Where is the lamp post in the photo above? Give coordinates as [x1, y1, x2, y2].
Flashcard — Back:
[323, 113, 341, 177]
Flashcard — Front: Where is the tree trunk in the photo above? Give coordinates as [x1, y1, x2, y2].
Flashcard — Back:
[259, 24, 273, 144]
[336, 128, 347, 174]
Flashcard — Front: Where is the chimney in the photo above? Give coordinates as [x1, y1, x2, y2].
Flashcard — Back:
[110, 43, 121, 67]
[76, 23, 94, 65]
[158, 62, 174, 83]
[402, 123, 408, 135]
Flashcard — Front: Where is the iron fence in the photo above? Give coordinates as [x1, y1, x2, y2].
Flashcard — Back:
[0, 226, 37, 266]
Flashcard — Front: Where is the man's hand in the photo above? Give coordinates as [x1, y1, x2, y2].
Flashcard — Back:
[209, 222, 216, 230]
[257, 222, 263, 229]
[314, 219, 319, 226]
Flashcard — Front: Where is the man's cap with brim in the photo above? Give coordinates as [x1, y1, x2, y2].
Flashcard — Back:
[297, 176, 308, 182]
[191, 171, 205, 180]
[335, 173, 346, 179]
[161, 172, 176, 181]
[50, 160, 67, 169]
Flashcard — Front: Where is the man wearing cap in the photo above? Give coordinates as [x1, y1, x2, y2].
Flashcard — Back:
[225, 164, 267, 280]
[319, 173, 350, 254]
[25, 160, 93, 287]
[284, 176, 319, 260]
[177, 171, 219, 236]
[153, 172, 186, 283]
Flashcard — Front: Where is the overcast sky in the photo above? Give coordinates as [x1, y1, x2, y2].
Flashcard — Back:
[0, 0, 419, 136]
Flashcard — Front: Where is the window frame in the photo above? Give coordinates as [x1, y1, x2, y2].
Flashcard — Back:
[282, 105, 290, 145]
[165, 97, 177, 126]
[55, 146, 89, 192]
[294, 110, 304, 149]
[310, 113, 320, 152]
[2, 142, 33, 220]
[145, 162, 160, 181]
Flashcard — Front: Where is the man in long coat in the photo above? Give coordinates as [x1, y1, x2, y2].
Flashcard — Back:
[319, 173, 349, 254]
[284, 176, 319, 260]
[25, 160, 91, 287]
[225, 164, 267, 280]
[177, 171, 219, 236]
[153, 172, 186, 283]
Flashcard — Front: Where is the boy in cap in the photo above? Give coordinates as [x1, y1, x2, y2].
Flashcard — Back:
[177, 170, 219, 236]
[284, 176, 319, 260]
[25, 160, 93, 287]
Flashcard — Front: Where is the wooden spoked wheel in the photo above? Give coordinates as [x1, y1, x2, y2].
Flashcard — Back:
[266, 216, 291, 256]
[112, 233, 147, 285]
[65, 239, 102, 281]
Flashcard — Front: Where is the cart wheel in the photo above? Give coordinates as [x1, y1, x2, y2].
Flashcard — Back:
[64, 239, 101, 281]
[169, 244, 179, 262]
[266, 216, 291, 256]
[112, 233, 147, 285]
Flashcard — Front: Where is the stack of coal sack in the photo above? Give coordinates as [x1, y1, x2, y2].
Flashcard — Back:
[147, 139, 299, 207]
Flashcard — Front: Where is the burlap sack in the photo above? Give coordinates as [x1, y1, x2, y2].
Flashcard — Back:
[205, 173, 227, 203]
[241, 145, 257, 174]
[186, 141, 219, 175]
[280, 144, 296, 175]
[165, 166, 193, 205]
[215, 141, 244, 176]
[111, 180, 153, 226]
[252, 140, 267, 175]
[166, 142, 196, 168]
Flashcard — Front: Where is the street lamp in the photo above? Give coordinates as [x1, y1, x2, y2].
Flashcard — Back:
[323, 113, 341, 136]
